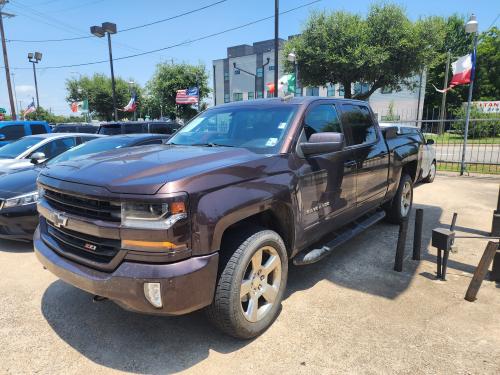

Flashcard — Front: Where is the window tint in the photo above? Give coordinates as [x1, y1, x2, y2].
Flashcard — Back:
[341, 104, 377, 146]
[1, 125, 25, 140]
[32, 137, 76, 159]
[303, 104, 342, 140]
[30, 124, 47, 135]
[138, 138, 164, 145]
[150, 122, 179, 134]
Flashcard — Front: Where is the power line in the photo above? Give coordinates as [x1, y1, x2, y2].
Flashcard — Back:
[6, 0, 229, 42]
[6, 0, 321, 71]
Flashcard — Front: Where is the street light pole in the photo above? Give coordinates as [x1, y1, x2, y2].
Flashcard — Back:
[28, 52, 42, 109]
[273, 0, 279, 98]
[128, 80, 136, 121]
[90, 22, 118, 121]
[0, 3, 16, 120]
[438, 50, 451, 134]
[460, 14, 479, 176]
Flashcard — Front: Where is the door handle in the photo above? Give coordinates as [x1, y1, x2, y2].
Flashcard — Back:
[344, 160, 356, 167]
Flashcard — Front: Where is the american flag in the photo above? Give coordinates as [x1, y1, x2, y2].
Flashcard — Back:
[23, 100, 36, 118]
[176, 87, 199, 105]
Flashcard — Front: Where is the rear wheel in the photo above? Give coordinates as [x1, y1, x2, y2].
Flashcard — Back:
[423, 161, 436, 183]
[386, 173, 413, 223]
[206, 228, 288, 339]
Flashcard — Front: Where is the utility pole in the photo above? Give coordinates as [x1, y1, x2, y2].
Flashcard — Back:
[438, 50, 451, 134]
[273, 0, 279, 98]
[0, 1, 16, 120]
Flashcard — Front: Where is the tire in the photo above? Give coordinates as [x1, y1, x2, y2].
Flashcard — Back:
[423, 161, 436, 183]
[386, 173, 413, 224]
[206, 227, 288, 339]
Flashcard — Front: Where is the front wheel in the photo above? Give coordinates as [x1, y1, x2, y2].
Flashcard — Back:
[206, 228, 288, 339]
[386, 173, 413, 224]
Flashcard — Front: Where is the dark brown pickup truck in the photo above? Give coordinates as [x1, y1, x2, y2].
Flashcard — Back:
[34, 97, 425, 338]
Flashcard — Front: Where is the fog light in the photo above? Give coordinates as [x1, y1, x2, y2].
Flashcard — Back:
[144, 282, 162, 308]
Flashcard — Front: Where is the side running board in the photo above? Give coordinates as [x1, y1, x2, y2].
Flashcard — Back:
[293, 210, 386, 266]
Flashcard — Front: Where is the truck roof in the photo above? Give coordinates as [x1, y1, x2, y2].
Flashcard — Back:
[215, 97, 369, 108]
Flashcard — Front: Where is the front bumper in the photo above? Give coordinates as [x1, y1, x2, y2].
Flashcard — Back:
[0, 203, 38, 241]
[34, 227, 219, 315]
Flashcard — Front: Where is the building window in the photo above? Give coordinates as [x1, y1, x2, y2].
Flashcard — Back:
[327, 84, 336, 97]
[338, 84, 344, 97]
[224, 72, 229, 81]
[224, 93, 230, 103]
[234, 69, 240, 75]
[295, 87, 302, 97]
[381, 86, 392, 94]
[269, 65, 275, 71]
[306, 87, 319, 96]
[247, 92, 255, 100]
[257, 91, 264, 98]
[233, 92, 243, 101]
[354, 82, 370, 95]
[266, 89, 272, 98]
[256, 67, 263, 78]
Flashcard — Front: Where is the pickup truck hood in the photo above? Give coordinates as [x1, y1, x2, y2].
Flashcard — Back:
[40, 145, 269, 194]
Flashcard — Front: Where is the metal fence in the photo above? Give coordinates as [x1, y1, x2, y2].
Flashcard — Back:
[381, 118, 500, 175]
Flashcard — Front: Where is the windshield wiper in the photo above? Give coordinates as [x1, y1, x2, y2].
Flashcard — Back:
[191, 143, 235, 148]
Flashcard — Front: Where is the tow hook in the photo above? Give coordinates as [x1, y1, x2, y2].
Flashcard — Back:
[92, 295, 108, 303]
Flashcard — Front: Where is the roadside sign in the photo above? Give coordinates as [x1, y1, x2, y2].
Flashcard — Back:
[0, 108, 6, 114]
[0, 113, 4, 120]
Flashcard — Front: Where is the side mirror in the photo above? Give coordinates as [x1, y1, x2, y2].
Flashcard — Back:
[426, 139, 435, 145]
[30, 152, 46, 165]
[300, 132, 344, 156]
[0, 134, 5, 141]
[383, 126, 398, 140]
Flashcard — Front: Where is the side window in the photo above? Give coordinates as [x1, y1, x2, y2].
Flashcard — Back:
[80, 136, 97, 143]
[150, 123, 176, 134]
[341, 104, 377, 146]
[138, 139, 164, 146]
[303, 104, 342, 140]
[1, 125, 25, 140]
[30, 124, 48, 135]
[32, 138, 76, 159]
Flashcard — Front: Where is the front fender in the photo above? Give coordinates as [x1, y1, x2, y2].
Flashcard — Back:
[190, 173, 296, 254]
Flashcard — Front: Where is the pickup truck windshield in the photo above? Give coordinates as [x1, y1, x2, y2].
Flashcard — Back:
[0, 137, 43, 159]
[168, 104, 298, 153]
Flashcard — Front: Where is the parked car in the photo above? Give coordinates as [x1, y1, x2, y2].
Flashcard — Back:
[380, 123, 436, 183]
[0, 121, 51, 147]
[0, 134, 170, 242]
[0, 133, 100, 173]
[52, 123, 100, 134]
[34, 97, 423, 338]
[98, 121, 182, 136]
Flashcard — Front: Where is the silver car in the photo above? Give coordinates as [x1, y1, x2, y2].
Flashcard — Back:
[0, 133, 103, 172]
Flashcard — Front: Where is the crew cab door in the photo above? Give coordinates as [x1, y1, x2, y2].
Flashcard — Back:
[339, 103, 389, 209]
[295, 102, 357, 245]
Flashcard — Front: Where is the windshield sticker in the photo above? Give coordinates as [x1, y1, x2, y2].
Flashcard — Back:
[278, 122, 287, 129]
[266, 138, 278, 147]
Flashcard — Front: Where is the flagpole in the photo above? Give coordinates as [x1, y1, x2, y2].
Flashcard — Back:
[438, 50, 451, 135]
[460, 15, 479, 176]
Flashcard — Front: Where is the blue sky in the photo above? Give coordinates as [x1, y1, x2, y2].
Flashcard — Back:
[0, 0, 498, 116]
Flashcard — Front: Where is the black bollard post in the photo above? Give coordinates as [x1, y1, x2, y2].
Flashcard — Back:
[437, 248, 442, 279]
[413, 208, 423, 261]
[394, 218, 409, 272]
[450, 212, 458, 231]
[441, 249, 450, 280]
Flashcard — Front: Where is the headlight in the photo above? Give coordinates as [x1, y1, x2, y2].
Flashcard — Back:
[121, 194, 188, 230]
[2, 191, 39, 209]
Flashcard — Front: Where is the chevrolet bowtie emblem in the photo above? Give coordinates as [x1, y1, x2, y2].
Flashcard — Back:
[53, 212, 68, 228]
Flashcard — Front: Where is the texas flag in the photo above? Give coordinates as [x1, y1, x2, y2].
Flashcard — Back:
[123, 93, 137, 112]
[434, 50, 476, 93]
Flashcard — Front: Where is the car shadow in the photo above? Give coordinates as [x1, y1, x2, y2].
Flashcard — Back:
[40, 199, 488, 373]
[0, 238, 33, 253]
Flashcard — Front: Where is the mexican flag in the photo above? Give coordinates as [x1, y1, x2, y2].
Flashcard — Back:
[266, 74, 296, 95]
[71, 99, 89, 113]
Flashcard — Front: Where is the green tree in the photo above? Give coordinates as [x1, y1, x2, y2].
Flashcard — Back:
[284, 4, 443, 99]
[475, 27, 500, 101]
[145, 63, 209, 121]
[24, 106, 85, 123]
[423, 15, 473, 118]
[66, 73, 142, 121]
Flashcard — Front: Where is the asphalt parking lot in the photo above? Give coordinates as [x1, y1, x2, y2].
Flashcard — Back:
[1, 173, 499, 375]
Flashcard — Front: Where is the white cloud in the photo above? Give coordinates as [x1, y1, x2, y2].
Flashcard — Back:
[16, 85, 35, 97]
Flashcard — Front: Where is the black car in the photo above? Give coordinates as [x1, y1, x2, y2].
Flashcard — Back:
[98, 121, 182, 136]
[0, 134, 171, 241]
[52, 123, 100, 134]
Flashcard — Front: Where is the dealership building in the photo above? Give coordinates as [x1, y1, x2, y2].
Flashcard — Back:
[212, 37, 427, 121]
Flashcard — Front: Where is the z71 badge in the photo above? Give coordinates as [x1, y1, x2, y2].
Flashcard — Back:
[305, 202, 330, 215]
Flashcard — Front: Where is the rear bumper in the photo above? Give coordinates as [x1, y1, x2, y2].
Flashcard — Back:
[0, 204, 38, 242]
[34, 227, 219, 315]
